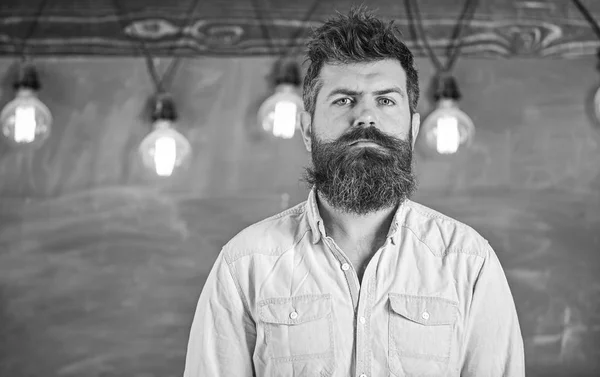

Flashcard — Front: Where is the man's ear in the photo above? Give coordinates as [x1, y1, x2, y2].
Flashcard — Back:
[410, 112, 421, 150]
[299, 110, 313, 152]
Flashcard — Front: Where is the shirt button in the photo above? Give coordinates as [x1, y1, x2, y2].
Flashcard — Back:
[289, 311, 298, 320]
[341, 263, 350, 271]
[422, 311, 430, 320]
[359, 316, 366, 324]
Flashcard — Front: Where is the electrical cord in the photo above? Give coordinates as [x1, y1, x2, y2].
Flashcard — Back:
[283, 0, 320, 58]
[407, 0, 479, 73]
[112, 0, 203, 94]
[251, 0, 320, 58]
[572, 0, 600, 41]
[406, 0, 443, 72]
[159, 0, 204, 90]
[251, 0, 277, 54]
[445, 0, 479, 72]
[16, 0, 50, 61]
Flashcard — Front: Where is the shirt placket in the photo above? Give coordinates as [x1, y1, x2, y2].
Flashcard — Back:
[353, 246, 384, 377]
[322, 235, 385, 377]
[322, 236, 360, 309]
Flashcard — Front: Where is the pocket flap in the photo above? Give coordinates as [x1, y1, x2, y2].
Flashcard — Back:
[258, 294, 331, 325]
[389, 293, 457, 326]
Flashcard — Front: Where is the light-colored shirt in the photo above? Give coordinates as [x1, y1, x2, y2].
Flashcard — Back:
[183, 189, 525, 377]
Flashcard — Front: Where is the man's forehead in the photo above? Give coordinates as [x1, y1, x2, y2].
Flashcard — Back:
[319, 59, 407, 92]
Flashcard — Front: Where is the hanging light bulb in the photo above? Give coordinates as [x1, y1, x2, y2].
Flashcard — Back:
[572, 1, 600, 125]
[419, 74, 474, 156]
[257, 59, 304, 139]
[138, 94, 192, 177]
[594, 86, 600, 123]
[0, 63, 52, 147]
[592, 50, 600, 123]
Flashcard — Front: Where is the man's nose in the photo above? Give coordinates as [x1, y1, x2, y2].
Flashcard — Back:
[352, 105, 378, 128]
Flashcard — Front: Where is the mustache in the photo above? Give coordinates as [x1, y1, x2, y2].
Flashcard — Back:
[332, 126, 410, 150]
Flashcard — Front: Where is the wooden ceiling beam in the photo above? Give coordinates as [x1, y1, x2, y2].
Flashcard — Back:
[0, 0, 599, 58]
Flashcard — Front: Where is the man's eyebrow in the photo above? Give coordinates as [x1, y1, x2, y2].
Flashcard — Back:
[373, 87, 406, 97]
[326, 86, 406, 100]
[326, 88, 361, 100]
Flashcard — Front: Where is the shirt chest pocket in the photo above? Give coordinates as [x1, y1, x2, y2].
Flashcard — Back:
[258, 294, 335, 363]
[388, 293, 458, 377]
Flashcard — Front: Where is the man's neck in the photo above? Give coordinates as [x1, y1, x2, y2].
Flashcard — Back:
[315, 191, 397, 252]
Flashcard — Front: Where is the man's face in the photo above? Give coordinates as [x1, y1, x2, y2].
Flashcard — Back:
[300, 59, 421, 215]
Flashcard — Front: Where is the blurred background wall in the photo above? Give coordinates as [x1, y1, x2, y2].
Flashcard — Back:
[1, 0, 600, 376]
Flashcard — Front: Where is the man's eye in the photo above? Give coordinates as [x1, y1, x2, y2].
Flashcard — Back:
[334, 98, 352, 106]
[379, 98, 395, 106]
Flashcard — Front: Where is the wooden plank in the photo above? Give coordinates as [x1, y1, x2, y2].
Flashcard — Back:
[0, 0, 600, 58]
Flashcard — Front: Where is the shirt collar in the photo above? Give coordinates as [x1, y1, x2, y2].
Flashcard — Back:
[386, 202, 406, 245]
[307, 188, 326, 244]
[306, 187, 408, 245]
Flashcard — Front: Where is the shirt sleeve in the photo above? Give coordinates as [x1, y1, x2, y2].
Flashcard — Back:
[183, 251, 256, 377]
[460, 244, 525, 377]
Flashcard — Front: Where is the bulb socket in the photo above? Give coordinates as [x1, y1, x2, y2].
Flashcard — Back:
[151, 93, 178, 122]
[13, 64, 41, 91]
[272, 59, 302, 87]
[433, 74, 461, 101]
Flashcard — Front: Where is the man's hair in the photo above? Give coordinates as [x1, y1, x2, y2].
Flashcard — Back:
[303, 7, 419, 116]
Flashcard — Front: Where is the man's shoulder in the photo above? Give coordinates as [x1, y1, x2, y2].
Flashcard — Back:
[221, 201, 312, 264]
[403, 200, 491, 259]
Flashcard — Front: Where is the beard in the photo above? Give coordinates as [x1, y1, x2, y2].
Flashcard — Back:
[304, 124, 416, 215]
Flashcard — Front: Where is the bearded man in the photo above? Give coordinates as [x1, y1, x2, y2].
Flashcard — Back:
[183, 7, 525, 377]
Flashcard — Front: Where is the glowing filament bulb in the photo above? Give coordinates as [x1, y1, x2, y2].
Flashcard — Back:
[14, 106, 36, 143]
[272, 101, 297, 139]
[436, 115, 459, 154]
[153, 136, 177, 176]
